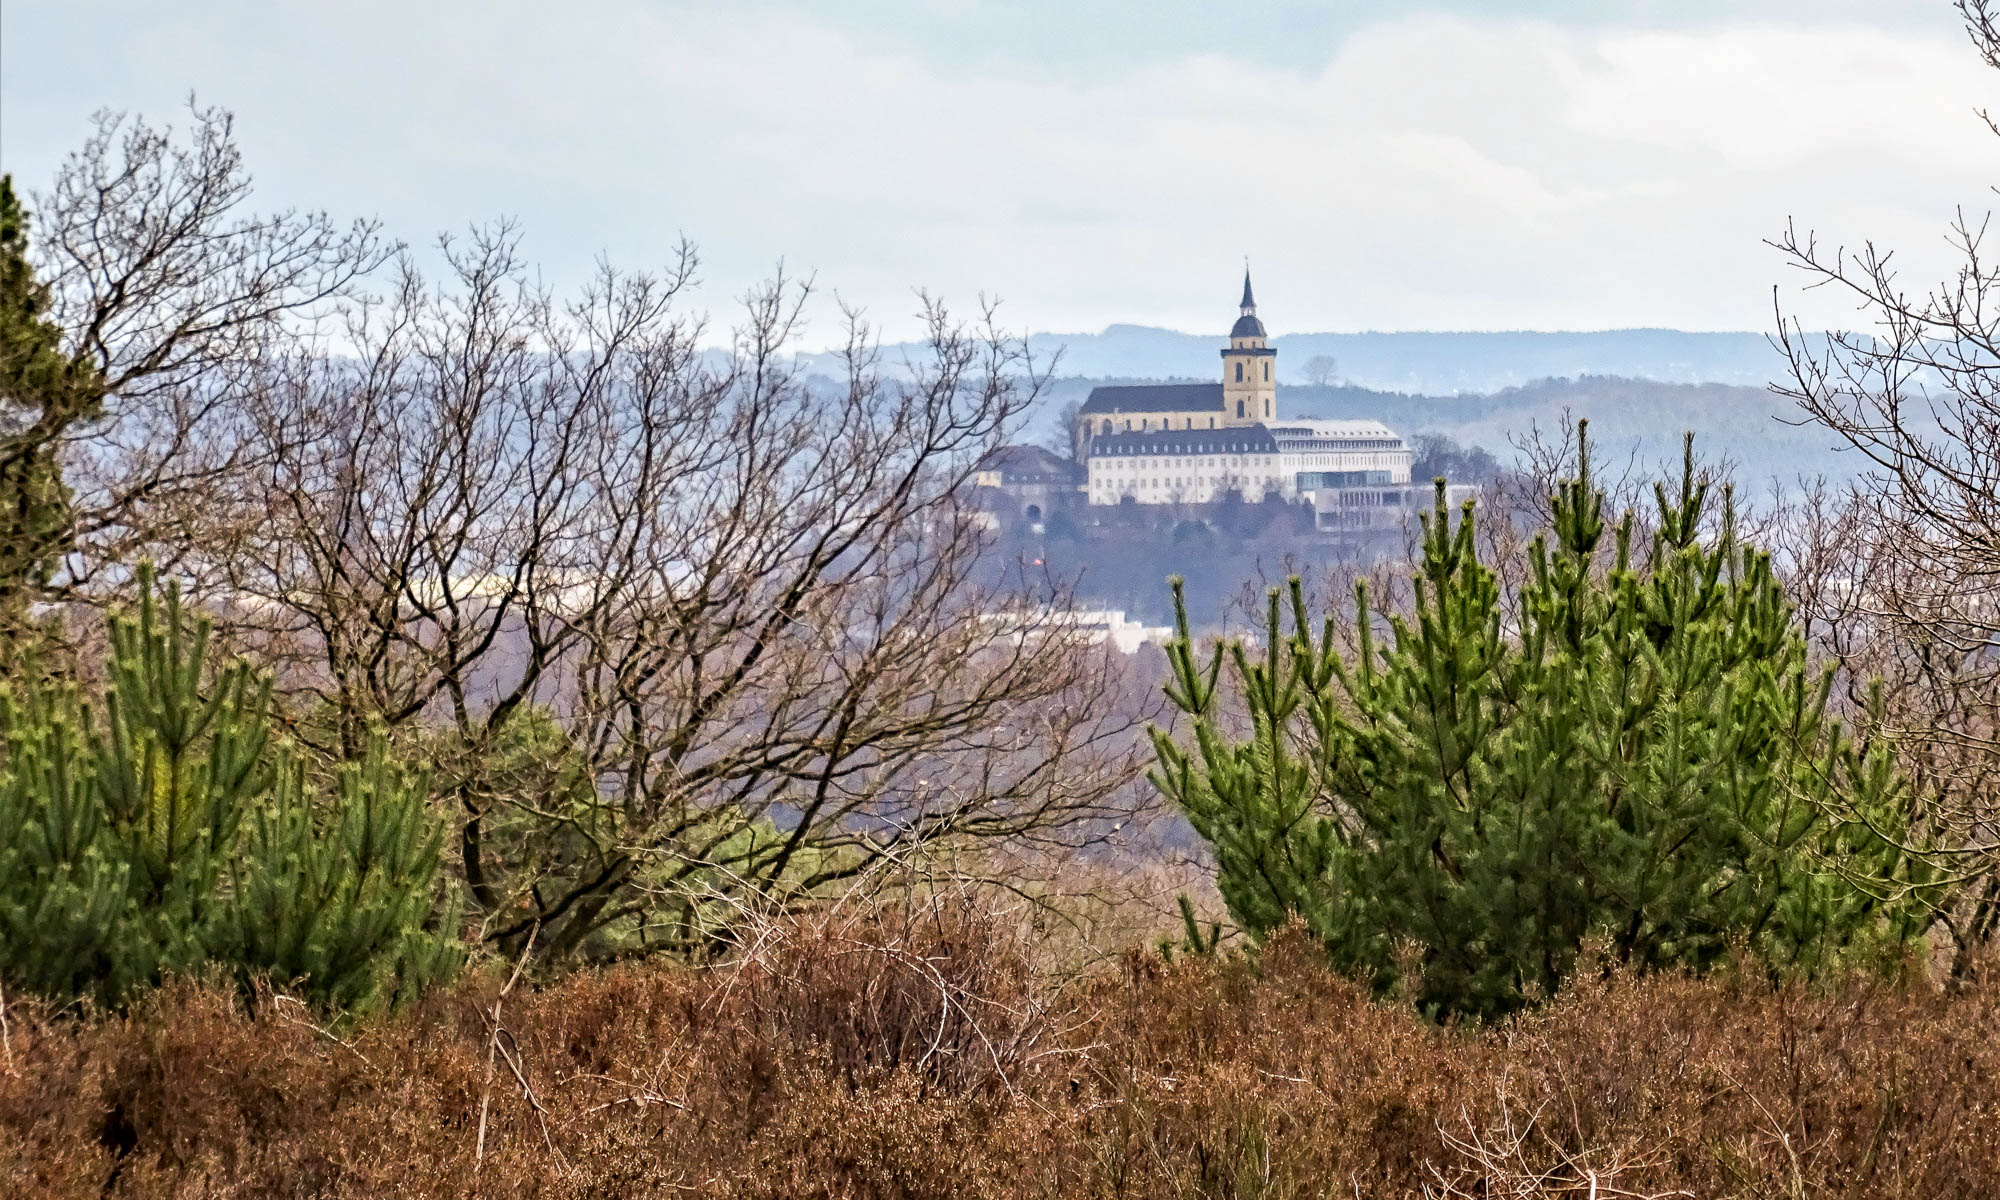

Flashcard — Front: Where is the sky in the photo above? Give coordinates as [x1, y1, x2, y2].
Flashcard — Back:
[2, 0, 1996, 344]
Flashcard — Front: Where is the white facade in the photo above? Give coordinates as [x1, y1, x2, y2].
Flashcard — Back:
[1086, 419, 1412, 506]
[1088, 443, 1284, 505]
[978, 608, 1173, 654]
[1267, 420, 1413, 482]
[1309, 481, 1478, 532]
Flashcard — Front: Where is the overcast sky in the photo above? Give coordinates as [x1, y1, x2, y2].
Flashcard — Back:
[3, 1, 1996, 343]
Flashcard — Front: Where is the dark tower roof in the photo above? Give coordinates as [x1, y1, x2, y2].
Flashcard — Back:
[1230, 312, 1267, 339]
[1231, 268, 1265, 338]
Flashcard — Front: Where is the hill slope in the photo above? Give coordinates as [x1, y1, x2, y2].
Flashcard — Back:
[1029, 373, 1854, 485]
[1022, 327, 1781, 394]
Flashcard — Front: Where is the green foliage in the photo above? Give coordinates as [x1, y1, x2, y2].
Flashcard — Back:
[1152, 429, 1937, 1018]
[1155, 893, 1223, 963]
[0, 568, 460, 1011]
[438, 704, 846, 963]
[0, 175, 102, 652]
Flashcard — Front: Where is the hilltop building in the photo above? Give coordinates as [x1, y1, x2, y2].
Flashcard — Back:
[1086, 418, 1409, 507]
[1074, 272, 1276, 443]
[969, 272, 1466, 533]
[968, 443, 1084, 523]
[1080, 273, 1423, 526]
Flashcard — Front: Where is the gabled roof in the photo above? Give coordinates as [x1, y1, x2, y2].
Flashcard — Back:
[1267, 419, 1403, 441]
[976, 443, 1084, 483]
[1079, 382, 1225, 415]
[1088, 425, 1279, 456]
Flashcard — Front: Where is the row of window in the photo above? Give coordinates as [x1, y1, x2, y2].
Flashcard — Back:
[1091, 471, 1280, 488]
[1093, 415, 1220, 434]
[1093, 476, 1279, 487]
[1096, 446, 1392, 460]
[1087, 482, 1281, 504]
[1090, 479, 1274, 495]
[1094, 456, 1272, 469]
[1089, 399, 1277, 436]
[1276, 439, 1404, 451]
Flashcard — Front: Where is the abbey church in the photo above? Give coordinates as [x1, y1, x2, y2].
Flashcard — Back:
[1076, 272, 1279, 443]
[1076, 272, 1414, 513]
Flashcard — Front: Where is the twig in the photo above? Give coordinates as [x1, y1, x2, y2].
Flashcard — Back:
[493, 1028, 560, 1158]
[475, 922, 538, 1171]
[268, 994, 376, 1072]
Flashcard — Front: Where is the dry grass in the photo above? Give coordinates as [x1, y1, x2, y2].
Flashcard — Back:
[3, 906, 1997, 1199]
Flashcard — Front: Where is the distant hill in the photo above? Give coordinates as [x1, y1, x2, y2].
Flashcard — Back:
[797, 327, 1785, 396]
[1024, 374, 1859, 487]
[1282, 375, 1858, 485]
[800, 322, 1854, 483]
[988, 371, 1860, 630]
[1018, 327, 1783, 395]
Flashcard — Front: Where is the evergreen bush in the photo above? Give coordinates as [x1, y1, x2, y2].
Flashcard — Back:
[1152, 431, 1937, 1017]
[0, 569, 460, 1011]
[0, 175, 102, 655]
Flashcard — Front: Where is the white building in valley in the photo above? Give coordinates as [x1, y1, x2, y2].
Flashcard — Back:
[977, 608, 1173, 654]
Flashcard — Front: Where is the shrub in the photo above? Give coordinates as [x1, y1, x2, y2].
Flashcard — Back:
[2, 914, 1996, 1198]
[1152, 432, 1938, 1017]
[0, 570, 460, 1012]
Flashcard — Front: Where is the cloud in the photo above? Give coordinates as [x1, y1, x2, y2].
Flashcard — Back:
[1563, 24, 1990, 168]
[3, 3, 1995, 340]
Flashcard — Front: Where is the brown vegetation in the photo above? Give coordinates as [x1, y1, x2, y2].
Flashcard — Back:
[4, 904, 1995, 1199]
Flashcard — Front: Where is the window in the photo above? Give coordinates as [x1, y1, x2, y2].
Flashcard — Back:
[1235, 362, 1243, 382]
[1263, 362, 1270, 381]
[1236, 400, 1245, 418]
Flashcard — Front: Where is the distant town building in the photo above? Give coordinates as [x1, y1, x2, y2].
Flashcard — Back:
[969, 443, 1085, 523]
[977, 608, 1173, 655]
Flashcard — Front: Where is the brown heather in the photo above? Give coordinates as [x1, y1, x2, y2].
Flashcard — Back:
[3, 906, 1998, 1199]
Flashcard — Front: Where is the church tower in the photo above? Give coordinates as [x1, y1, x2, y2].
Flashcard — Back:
[1221, 269, 1276, 426]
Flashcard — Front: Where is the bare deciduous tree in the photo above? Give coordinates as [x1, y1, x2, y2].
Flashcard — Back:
[1044, 397, 1083, 463]
[1302, 354, 1339, 389]
[174, 226, 1154, 963]
[24, 100, 390, 596]
[1770, 0, 2000, 969]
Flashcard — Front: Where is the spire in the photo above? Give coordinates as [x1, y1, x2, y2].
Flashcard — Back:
[1239, 267, 1256, 313]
